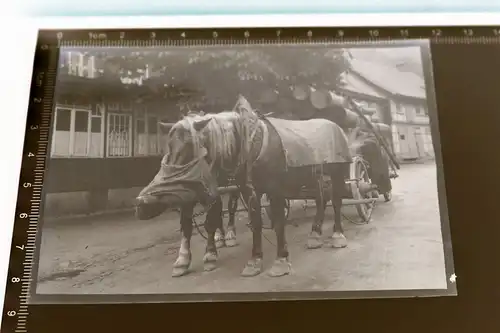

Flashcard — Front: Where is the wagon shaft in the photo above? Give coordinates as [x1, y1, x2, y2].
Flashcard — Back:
[301, 197, 377, 209]
[342, 198, 378, 206]
[346, 99, 400, 170]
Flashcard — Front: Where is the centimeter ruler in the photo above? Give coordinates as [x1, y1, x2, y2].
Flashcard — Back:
[1, 34, 58, 333]
[47, 25, 500, 45]
[1, 25, 499, 332]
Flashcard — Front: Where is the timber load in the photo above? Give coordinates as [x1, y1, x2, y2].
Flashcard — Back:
[288, 85, 361, 129]
[258, 84, 398, 169]
[287, 84, 400, 169]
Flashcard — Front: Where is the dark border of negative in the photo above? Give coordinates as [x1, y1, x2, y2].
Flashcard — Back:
[27, 36, 457, 304]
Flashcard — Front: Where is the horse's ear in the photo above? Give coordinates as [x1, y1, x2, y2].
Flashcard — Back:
[158, 122, 175, 133]
[193, 118, 212, 132]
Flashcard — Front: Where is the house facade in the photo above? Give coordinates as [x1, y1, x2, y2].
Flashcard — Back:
[341, 57, 434, 161]
[54, 51, 177, 160]
[45, 52, 184, 217]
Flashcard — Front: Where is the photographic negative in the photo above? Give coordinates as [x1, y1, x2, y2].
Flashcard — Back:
[31, 38, 456, 303]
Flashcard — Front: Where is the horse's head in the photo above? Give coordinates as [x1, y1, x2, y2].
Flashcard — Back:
[158, 112, 211, 166]
[136, 111, 243, 216]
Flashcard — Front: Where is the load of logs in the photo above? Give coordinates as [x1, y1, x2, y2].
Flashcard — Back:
[268, 84, 367, 129]
[257, 83, 401, 171]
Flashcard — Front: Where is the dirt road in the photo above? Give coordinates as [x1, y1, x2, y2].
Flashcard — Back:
[35, 162, 448, 295]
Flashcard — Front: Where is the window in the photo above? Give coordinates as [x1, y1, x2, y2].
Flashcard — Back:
[66, 52, 96, 78]
[415, 105, 429, 118]
[55, 108, 71, 131]
[51, 106, 104, 158]
[134, 108, 163, 156]
[107, 113, 133, 157]
[405, 105, 417, 119]
[67, 52, 83, 76]
[396, 103, 405, 115]
[392, 103, 407, 123]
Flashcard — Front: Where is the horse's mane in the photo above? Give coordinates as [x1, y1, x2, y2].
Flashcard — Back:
[172, 100, 260, 170]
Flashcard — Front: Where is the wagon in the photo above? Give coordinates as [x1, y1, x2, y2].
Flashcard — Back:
[192, 99, 400, 235]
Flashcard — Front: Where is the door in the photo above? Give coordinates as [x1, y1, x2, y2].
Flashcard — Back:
[412, 126, 425, 158]
[397, 126, 410, 158]
[400, 126, 426, 159]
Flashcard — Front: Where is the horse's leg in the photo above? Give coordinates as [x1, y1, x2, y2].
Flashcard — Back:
[172, 204, 195, 277]
[328, 165, 348, 248]
[214, 195, 226, 249]
[224, 191, 239, 247]
[241, 188, 264, 277]
[307, 177, 327, 249]
[203, 196, 223, 271]
[268, 194, 292, 277]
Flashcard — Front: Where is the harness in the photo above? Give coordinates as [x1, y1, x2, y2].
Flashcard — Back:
[193, 99, 270, 220]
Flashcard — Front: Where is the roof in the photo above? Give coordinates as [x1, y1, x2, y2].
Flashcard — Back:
[342, 70, 386, 99]
[347, 57, 427, 100]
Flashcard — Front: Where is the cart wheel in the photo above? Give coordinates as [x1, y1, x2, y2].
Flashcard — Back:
[383, 191, 392, 202]
[349, 157, 375, 222]
[262, 195, 291, 227]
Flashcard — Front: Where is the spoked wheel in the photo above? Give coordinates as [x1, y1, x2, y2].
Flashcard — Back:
[262, 194, 291, 229]
[349, 156, 376, 223]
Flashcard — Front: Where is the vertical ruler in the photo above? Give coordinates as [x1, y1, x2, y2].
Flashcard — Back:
[1, 33, 58, 333]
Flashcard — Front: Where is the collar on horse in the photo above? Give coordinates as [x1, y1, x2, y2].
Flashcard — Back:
[231, 97, 270, 189]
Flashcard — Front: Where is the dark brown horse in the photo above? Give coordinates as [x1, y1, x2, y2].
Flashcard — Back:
[135, 97, 352, 277]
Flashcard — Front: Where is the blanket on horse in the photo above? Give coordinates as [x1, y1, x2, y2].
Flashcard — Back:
[266, 117, 352, 168]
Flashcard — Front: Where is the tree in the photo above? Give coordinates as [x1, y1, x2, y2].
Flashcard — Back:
[60, 45, 351, 115]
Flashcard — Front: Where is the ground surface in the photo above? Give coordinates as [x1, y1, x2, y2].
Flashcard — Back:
[36, 162, 448, 295]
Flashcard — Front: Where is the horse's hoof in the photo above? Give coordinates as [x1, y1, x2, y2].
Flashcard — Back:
[225, 238, 238, 247]
[225, 229, 238, 247]
[172, 266, 190, 277]
[306, 231, 323, 249]
[328, 232, 347, 248]
[173, 253, 191, 267]
[204, 262, 217, 272]
[241, 258, 263, 277]
[215, 231, 226, 249]
[268, 258, 291, 277]
[203, 252, 218, 271]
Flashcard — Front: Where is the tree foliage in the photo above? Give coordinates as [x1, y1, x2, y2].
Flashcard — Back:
[60, 46, 351, 111]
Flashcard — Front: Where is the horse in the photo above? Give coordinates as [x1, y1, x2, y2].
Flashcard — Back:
[185, 110, 240, 249]
[135, 96, 352, 278]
